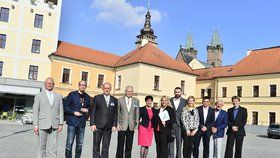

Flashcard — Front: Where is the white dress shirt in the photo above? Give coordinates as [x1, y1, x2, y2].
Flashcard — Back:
[203, 106, 209, 123]
[103, 94, 110, 107]
[173, 97, 181, 110]
[215, 110, 220, 121]
[125, 96, 132, 111]
[45, 90, 54, 107]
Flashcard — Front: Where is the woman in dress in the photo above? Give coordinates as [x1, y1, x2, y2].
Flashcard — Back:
[138, 95, 157, 158]
[181, 96, 200, 158]
[154, 95, 176, 158]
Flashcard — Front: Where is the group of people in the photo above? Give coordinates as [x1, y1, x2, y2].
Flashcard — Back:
[33, 77, 248, 158]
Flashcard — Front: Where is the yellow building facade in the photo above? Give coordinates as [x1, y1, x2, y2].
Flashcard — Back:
[0, 0, 62, 112]
[195, 47, 280, 126]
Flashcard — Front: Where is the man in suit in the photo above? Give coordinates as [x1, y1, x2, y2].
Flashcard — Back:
[33, 77, 64, 158]
[168, 87, 187, 158]
[90, 82, 118, 158]
[116, 85, 139, 158]
[211, 100, 228, 158]
[224, 96, 247, 158]
[193, 96, 215, 158]
[64, 80, 91, 158]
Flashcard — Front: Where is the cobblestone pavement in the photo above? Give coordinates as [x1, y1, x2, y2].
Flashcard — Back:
[0, 121, 279, 158]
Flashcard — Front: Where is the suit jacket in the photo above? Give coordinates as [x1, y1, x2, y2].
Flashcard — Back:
[33, 90, 64, 130]
[170, 97, 187, 127]
[226, 106, 247, 136]
[197, 105, 215, 137]
[90, 94, 118, 129]
[117, 96, 140, 131]
[213, 109, 228, 138]
[64, 91, 91, 128]
[139, 106, 157, 128]
[153, 106, 176, 134]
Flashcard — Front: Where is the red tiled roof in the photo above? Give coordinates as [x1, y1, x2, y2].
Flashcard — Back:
[52, 41, 121, 67]
[216, 46, 280, 77]
[194, 66, 233, 80]
[115, 43, 197, 75]
[195, 46, 280, 80]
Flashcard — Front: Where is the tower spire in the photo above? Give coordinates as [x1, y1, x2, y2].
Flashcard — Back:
[148, 0, 151, 11]
[135, 1, 157, 47]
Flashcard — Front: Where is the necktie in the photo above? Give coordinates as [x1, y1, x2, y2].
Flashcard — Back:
[105, 96, 109, 106]
[233, 108, 238, 120]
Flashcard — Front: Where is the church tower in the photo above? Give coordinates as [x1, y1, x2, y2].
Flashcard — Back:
[185, 33, 197, 59]
[135, 10, 157, 47]
[207, 31, 223, 67]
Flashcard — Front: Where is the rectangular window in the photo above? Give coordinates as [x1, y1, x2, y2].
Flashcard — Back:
[237, 86, 242, 97]
[81, 71, 88, 83]
[0, 61, 3, 76]
[28, 65, 38, 80]
[34, 14, 43, 28]
[252, 111, 258, 125]
[31, 39, 41, 53]
[0, 34, 6, 49]
[253, 85, 259, 97]
[201, 89, 205, 98]
[181, 80, 185, 94]
[222, 87, 227, 98]
[117, 75, 121, 89]
[154, 76, 160, 90]
[62, 68, 70, 83]
[97, 74, 104, 88]
[269, 112, 276, 125]
[207, 89, 212, 97]
[270, 85, 277, 97]
[0, 7, 9, 22]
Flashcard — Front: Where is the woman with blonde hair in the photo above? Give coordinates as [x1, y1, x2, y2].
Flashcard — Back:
[181, 96, 200, 158]
[154, 95, 176, 158]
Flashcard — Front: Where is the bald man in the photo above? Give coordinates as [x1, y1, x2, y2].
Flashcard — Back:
[33, 77, 64, 158]
[90, 82, 118, 158]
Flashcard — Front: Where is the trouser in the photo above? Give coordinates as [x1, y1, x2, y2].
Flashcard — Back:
[193, 132, 210, 158]
[168, 125, 182, 158]
[38, 128, 58, 158]
[65, 125, 86, 158]
[115, 128, 134, 158]
[224, 134, 244, 158]
[155, 131, 169, 158]
[92, 127, 112, 158]
[182, 132, 195, 158]
[213, 137, 223, 158]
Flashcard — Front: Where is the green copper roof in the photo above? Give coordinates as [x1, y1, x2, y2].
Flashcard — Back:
[211, 30, 222, 47]
[186, 34, 194, 50]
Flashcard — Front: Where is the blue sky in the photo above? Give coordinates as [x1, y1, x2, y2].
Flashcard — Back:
[59, 0, 280, 66]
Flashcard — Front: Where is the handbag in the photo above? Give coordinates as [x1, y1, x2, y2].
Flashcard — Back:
[168, 130, 176, 142]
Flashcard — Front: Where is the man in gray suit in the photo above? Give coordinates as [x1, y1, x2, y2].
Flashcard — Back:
[33, 77, 64, 158]
[168, 87, 187, 158]
[116, 86, 139, 158]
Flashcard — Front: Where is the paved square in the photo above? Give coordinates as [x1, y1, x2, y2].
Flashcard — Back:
[0, 122, 279, 158]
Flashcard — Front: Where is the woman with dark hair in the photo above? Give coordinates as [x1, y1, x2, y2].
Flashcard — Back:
[181, 96, 199, 158]
[138, 95, 157, 158]
[154, 95, 176, 158]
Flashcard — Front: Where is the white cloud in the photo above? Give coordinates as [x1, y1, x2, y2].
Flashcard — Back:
[91, 0, 164, 27]
[79, 12, 94, 23]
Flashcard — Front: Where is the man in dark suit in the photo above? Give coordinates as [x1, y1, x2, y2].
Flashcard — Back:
[193, 96, 215, 158]
[211, 100, 228, 158]
[168, 87, 187, 158]
[90, 82, 118, 158]
[224, 96, 247, 158]
[64, 80, 91, 158]
[116, 86, 139, 158]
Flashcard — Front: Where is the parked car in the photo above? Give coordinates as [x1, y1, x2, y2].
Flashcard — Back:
[267, 124, 280, 138]
[22, 109, 33, 124]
